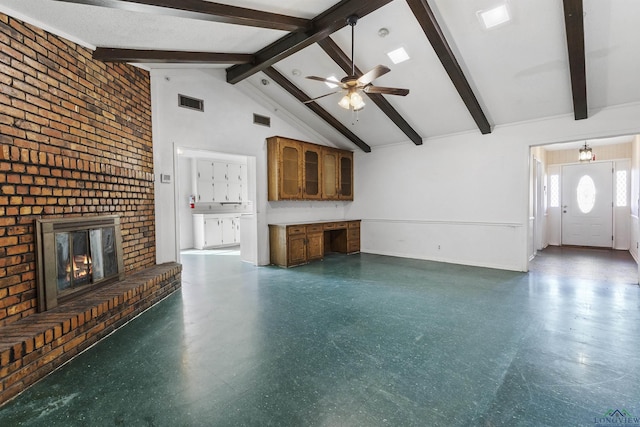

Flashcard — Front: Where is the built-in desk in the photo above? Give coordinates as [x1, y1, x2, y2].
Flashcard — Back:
[269, 220, 360, 267]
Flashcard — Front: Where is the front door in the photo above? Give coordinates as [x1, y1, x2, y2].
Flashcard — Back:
[561, 162, 613, 247]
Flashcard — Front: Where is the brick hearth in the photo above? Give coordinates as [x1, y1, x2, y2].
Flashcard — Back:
[0, 262, 181, 405]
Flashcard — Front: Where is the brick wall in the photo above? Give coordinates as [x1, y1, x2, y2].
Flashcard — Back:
[0, 13, 156, 327]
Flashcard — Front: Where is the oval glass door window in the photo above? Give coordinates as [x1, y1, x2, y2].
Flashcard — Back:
[576, 175, 596, 214]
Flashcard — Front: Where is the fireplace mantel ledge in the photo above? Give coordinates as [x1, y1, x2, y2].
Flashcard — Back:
[0, 262, 182, 406]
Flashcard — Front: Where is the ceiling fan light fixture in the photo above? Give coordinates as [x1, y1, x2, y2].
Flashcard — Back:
[338, 95, 351, 109]
[350, 92, 365, 110]
[304, 14, 407, 114]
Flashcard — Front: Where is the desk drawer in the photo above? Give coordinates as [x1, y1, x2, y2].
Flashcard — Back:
[348, 229, 360, 239]
[324, 221, 347, 230]
[287, 225, 306, 235]
[347, 241, 360, 253]
[306, 224, 323, 233]
[348, 221, 360, 229]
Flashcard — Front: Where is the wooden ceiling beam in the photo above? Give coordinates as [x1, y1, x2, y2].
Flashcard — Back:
[227, 0, 393, 84]
[562, 0, 588, 120]
[51, 0, 310, 31]
[406, 0, 492, 134]
[93, 48, 253, 64]
[263, 67, 371, 153]
[317, 37, 423, 146]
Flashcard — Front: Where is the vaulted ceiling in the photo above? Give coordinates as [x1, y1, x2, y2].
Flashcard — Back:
[2, 0, 639, 152]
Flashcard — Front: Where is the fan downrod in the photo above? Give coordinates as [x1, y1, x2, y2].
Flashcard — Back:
[346, 15, 359, 77]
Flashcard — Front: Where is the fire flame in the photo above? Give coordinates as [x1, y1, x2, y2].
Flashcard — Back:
[69, 254, 92, 280]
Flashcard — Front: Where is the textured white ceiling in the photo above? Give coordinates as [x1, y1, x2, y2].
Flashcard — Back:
[1, 0, 638, 150]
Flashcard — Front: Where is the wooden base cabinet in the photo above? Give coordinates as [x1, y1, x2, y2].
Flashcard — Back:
[285, 226, 307, 266]
[306, 224, 324, 261]
[269, 220, 360, 267]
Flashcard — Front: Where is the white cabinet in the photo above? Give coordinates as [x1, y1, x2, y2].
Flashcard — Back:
[203, 217, 223, 247]
[212, 162, 228, 203]
[221, 217, 235, 244]
[195, 160, 246, 205]
[227, 163, 244, 203]
[231, 216, 241, 242]
[193, 214, 241, 249]
[196, 160, 214, 203]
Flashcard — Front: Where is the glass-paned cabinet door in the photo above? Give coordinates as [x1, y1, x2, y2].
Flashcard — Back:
[281, 143, 301, 198]
[322, 149, 338, 199]
[303, 146, 322, 199]
[339, 153, 353, 200]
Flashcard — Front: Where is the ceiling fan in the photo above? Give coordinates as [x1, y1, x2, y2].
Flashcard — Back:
[305, 15, 409, 111]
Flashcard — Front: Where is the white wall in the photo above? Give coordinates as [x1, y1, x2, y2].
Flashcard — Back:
[631, 136, 640, 262]
[347, 103, 640, 271]
[151, 69, 350, 265]
[614, 159, 631, 250]
[348, 131, 529, 271]
[177, 156, 194, 250]
[546, 164, 562, 246]
[152, 67, 640, 271]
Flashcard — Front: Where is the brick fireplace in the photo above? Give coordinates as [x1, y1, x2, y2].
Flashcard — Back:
[0, 12, 156, 327]
[0, 13, 182, 405]
[35, 215, 126, 311]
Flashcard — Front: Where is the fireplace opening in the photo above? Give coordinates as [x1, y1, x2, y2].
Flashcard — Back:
[36, 215, 125, 311]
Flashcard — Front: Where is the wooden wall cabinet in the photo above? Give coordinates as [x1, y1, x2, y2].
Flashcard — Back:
[268, 136, 353, 201]
[269, 220, 360, 267]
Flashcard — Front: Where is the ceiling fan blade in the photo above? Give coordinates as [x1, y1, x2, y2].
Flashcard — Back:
[357, 65, 390, 86]
[303, 90, 340, 104]
[363, 85, 409, 96]
[306, 76, 347, 88]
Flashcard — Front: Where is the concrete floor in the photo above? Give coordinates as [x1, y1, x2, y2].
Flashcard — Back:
[1, 247, 639, 426]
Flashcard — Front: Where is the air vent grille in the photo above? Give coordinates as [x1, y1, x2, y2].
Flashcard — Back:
[178, 94, 204, 111]
[253, 113, 271, 127]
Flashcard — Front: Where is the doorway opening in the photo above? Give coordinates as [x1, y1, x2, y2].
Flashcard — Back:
[175, 147, 257, 265]
[528, 135, 637, 281]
